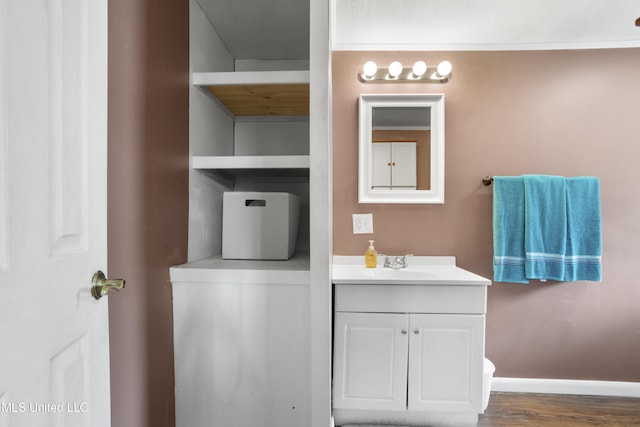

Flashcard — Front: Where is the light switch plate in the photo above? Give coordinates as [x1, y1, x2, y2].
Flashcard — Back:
[352, 213, 373, 234]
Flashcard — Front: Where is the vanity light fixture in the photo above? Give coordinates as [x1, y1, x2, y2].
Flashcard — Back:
[412, 61, 427, 78]
[436, 61, 453, 79]
[362, 61, 378, 79]
[388, 61, 403, 78]
[359, 60, 453, 83]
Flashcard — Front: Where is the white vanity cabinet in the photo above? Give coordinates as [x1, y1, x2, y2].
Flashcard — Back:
[332, 257, 491, 426]
[334, 312, 484, 413]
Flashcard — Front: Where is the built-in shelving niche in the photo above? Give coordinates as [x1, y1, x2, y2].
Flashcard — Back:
[193, 70, 310, 177]
[192, 69, 311, 258]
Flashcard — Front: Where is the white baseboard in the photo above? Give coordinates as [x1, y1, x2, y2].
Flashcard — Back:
[492, 377, 640, 398]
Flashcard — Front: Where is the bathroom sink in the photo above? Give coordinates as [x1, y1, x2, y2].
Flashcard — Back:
[332, 256, 491, 286]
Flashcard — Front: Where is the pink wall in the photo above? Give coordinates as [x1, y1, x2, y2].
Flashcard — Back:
[108, 0, 189, 426]
[333, 49, 640, 381]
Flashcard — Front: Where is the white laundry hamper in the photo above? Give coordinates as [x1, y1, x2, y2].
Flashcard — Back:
[222, 191, 300, 260]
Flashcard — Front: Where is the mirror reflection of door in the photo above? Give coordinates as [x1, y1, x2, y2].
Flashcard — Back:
[371, 107, 431, 191]
[371, 141, 417, 189]
[371, 129, 431, 190]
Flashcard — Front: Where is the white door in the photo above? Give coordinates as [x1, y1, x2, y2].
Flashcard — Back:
[408, 314, 484, 413]
[371, 143, 391, 189]
[332, 312, 408, 411]
[0, 0, 111, 426]
[390, 142, 417, 188]
[371, 142, 417, 189]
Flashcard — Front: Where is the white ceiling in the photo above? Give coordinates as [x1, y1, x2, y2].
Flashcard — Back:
[197, 0, 640, 60]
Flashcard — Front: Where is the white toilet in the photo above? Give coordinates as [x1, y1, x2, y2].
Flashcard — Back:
[482, 358, 496, 411]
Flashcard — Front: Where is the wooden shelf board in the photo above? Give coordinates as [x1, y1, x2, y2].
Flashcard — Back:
[193, 70, 310, 117]
[206, 84, 309, 116]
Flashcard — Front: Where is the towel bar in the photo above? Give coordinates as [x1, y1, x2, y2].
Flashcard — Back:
[482, 176, 494, 186]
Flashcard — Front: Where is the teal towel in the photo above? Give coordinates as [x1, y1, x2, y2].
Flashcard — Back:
[493, 176, 528, 283]
[523, 175, 567, 281]
[492, 174, 602, 283]
[564, 177, 602, 281]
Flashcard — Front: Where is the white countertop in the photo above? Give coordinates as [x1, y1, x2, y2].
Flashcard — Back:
[333, 256, 491, 286]
[170, 254, 489, 286]
[170, 252, 310, 285]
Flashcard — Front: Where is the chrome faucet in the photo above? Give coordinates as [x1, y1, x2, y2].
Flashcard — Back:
[383, 254, 413, 269]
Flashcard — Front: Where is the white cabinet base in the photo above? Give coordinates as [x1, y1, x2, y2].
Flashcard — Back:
[173, 279, 310, 427]
[332, 408, 478, 427]
[333, 313, 484, 426]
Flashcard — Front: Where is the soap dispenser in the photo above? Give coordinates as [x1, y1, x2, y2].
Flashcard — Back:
[365, 240, 377, 268]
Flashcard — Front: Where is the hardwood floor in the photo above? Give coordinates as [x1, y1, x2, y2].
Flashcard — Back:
[478, 392, 640, 426]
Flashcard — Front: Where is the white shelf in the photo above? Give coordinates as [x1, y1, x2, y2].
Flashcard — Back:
[192, 70, 309, 86]
[192, 155, 309, 178]
[193, 155, 309, 170]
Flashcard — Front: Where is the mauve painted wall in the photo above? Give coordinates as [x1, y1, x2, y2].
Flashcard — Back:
[108, 0, 189, 426]
[333, 49, 640, 381]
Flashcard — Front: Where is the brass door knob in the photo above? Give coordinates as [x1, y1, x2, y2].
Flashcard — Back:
[91, 271, 125, 300]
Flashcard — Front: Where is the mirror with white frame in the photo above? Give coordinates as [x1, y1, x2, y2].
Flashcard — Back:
[358, 94, 445, 204]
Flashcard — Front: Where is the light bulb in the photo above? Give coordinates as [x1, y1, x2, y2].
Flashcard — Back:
[412, 61, 427, 77]
[388, 61, 403, 78]
[436, 60, 452, 78]
[362, 61, 378, 78]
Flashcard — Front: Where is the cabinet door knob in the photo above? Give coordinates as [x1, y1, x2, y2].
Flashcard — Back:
[401, 329, 407, 335]
[413, 329, 420, 334]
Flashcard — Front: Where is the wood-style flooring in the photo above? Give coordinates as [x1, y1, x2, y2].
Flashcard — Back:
[478, 392, 640, 426]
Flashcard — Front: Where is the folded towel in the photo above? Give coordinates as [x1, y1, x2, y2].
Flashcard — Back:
[563, 177, 602, 281]
[523, 175, 567, 281]
[493, 176, 528, 283]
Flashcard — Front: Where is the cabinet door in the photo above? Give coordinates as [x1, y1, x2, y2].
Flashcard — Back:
[173, 282, 311, 427]
[371, 142, 391, 188]
[390, 142, 417, 188]
[333, 312, 409, 411]
[408, 314, 484, 413]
